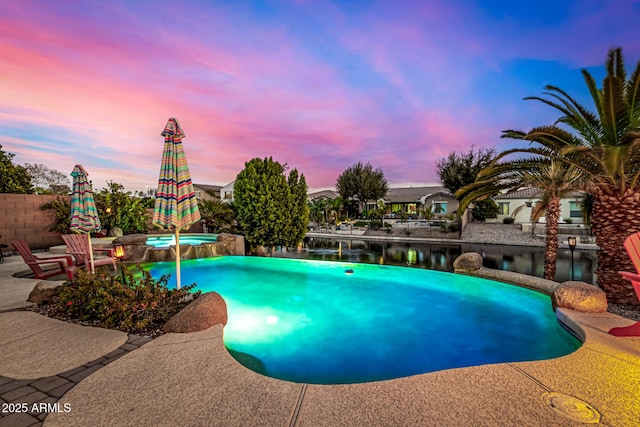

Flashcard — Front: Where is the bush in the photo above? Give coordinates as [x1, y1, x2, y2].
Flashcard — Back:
[502, 217, 515, 224]
[41, 197, 71, 234]
[54, 263, 199, 334]
[448, 223, 460, 233]
[353, 221, 368, 227]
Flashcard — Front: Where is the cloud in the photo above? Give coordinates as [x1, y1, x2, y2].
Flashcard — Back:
[1, 0, 640, 191]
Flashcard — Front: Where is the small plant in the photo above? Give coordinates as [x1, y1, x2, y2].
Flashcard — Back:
[502, 217, 515, 224]
[564, 218, 573, 224]
[405, 228, 412, 236]
[448, 222, 460, 233]
[54, 262, 199, 334]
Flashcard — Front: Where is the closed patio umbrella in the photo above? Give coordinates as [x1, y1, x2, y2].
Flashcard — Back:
[153, 118, 201, 289]
[70, 164, 101, 273]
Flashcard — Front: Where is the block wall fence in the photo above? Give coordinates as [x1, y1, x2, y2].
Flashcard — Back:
[0, 194, 70, 251]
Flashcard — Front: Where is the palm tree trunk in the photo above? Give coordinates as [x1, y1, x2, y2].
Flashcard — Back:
[592, 188, 640, 304]
[544, 198, 561, 281]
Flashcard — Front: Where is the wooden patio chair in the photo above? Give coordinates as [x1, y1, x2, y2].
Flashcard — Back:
[10, 240, 74, 280]
[62, 234, 116, 276]
[610, 231, 640, 337]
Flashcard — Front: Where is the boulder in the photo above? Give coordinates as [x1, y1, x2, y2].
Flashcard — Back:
[28, 281, 63, 304]
[108, 227, 124, 237]
[112, 234, 151, 262]
[163, 292, 228, 333]
[216, 233, 246, 256]
[112, 234, 148, 245]
[551, 281, 608, 313]
[453, 252, 483, 272]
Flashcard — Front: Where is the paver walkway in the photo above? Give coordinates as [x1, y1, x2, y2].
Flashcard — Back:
[0, 333, 151, 427]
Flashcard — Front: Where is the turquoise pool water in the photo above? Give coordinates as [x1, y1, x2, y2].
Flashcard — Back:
[144, 257, 581, 384]
[145, 234, 218, 248]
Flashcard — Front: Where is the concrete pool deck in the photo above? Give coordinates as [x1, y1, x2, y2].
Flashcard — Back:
[1, 255, 639, 426]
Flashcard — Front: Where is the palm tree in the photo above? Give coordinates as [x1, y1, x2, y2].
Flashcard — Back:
[500, 48, 640, 302]
[458, 158, 584, 281]
[198, 191, 236, 233]
[307, 198, 327, 223]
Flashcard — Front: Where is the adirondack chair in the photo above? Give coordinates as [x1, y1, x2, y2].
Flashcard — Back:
[610, 232, 640, 337]
[11, 240, 74, 280]
[62, 234, 116, 275]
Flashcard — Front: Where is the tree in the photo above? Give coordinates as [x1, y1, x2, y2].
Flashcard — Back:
[234, 157, 309, 252]
[436, 146, 497, 194]
[471, 199, 500, 222]
[23, 163, 71, 195]
[500, 47, 640, 303]
[336, 162, 388, 213]
[458, 158, 584, 280]
[94, 182, 150, 235]
[307, 198, 328, 223]
[436, 147, 499, 223]
[0, 145, 32, 193]
[286, 169, 309, 246]
[198, 191, 236, 233]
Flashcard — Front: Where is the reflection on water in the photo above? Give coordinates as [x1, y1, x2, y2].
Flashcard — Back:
[273, 237, 598, 285]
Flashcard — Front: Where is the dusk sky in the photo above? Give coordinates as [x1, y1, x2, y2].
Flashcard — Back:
[2, 0, 640, 192]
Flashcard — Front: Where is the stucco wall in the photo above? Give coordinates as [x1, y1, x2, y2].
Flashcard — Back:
[0, 194, 70, 251]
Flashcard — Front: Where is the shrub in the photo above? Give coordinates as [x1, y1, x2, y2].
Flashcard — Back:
[502, 217, 515, 224]
[353, 221, 368, 227]
[41, 196, 71, 234]
[448, 223, 460, 233]
[54, 263, 199, 334]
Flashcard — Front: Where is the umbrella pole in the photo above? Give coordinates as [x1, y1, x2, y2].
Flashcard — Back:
[87, 233, 96, 273]
[175, 228, 181, 289]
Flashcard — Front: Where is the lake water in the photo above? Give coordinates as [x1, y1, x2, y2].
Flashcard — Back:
[273, 237, 598, 284]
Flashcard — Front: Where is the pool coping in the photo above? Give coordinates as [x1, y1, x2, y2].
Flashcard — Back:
[40, 306, 640, 426]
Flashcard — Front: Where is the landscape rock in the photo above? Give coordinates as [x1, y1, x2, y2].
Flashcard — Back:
[27, 281, 63, 304]
[112, 234, 151, 262]
[112, 234, 148, 245]
[216, 233, 246, 256]
[163, 292, 228, 333]
[453, 252, 484, 272]
[108, 227, 124, 237]
[552, 281, 608, 313]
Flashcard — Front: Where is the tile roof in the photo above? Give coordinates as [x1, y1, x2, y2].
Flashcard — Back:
[495, 187, 584, 199]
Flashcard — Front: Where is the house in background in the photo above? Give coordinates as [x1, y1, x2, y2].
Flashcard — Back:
[220, 181, 235, 203]
[368, 186, 458, 218]
[308, 189, 339, 201]
[192, 184, 222, 201]
[488, 187, 585, 224]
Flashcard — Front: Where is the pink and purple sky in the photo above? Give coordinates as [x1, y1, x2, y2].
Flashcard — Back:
[2, 0, 640, 192]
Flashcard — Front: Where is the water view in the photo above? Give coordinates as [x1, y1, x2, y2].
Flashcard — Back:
[274, 237, 598, 285]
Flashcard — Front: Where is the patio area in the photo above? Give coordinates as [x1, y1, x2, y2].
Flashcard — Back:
[1, 254, 639, 426]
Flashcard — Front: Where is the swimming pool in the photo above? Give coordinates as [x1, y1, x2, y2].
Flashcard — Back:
[145, 234, 219, 248]
[144, 257, 581, 384]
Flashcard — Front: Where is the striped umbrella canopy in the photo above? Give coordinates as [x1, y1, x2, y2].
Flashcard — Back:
[70, 164, 101, 272]
[153, 118, 201, 289]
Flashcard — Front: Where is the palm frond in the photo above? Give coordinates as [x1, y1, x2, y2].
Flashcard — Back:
[582, 69, 604, 120]
[626, 61, 640, 125]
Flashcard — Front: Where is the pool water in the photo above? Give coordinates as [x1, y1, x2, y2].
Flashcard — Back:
[145, 234, 219, 248]
[144, 257, 581, 384]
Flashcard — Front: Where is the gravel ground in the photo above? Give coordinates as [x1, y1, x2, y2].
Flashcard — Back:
[460, 222, 547, 246]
